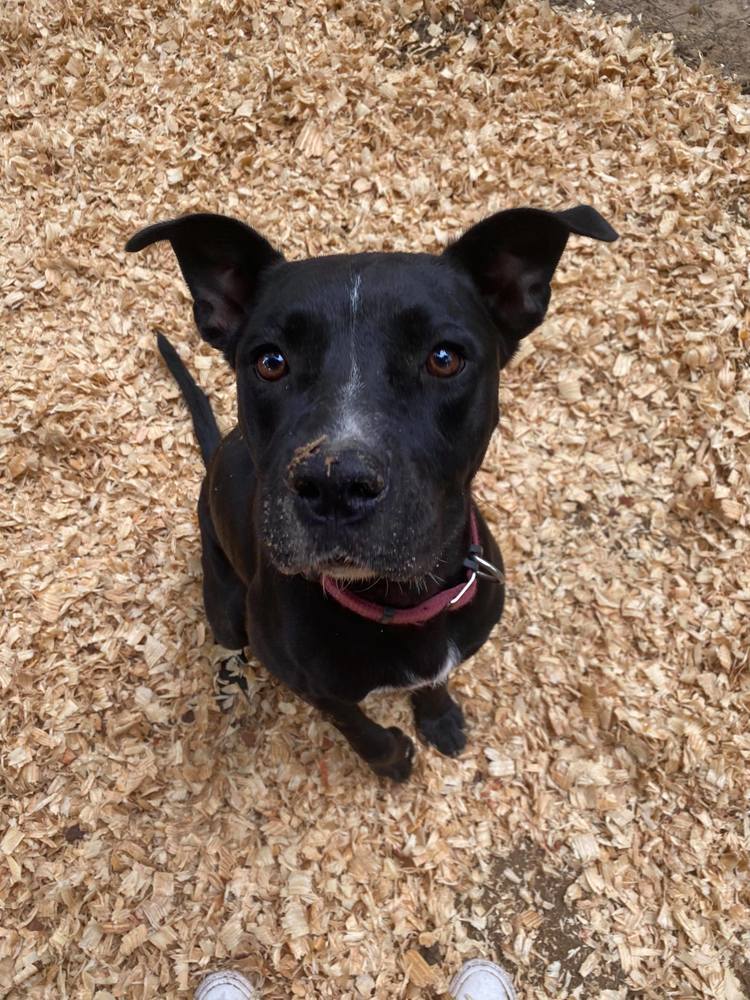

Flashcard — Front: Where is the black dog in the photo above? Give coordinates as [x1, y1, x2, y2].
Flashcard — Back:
[126, 205, 616, 781]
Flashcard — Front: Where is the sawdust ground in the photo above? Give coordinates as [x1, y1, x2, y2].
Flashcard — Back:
[2, 1, 749, 998]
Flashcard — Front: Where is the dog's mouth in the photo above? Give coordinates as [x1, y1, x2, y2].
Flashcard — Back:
[267, 538, 427, 583]
[314, 561, 377, 582]
[298, 552, 426, 585]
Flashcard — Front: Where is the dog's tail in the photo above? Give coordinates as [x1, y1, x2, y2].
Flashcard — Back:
[156, 333, 221, 467]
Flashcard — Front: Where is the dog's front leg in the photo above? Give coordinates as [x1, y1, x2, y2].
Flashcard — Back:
[411, 684, 466, 758]
[313, 697, 415, 782]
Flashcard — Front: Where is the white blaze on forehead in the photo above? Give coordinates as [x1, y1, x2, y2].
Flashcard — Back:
[335, 271, 367, 440]
[350, 271, 362, 317]
[346, 272, 363, 396]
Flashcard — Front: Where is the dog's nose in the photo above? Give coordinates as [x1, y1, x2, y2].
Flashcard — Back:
[289, 447, 387, 523]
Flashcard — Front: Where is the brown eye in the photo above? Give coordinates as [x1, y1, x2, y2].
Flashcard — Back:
[426, 344, 464, 378]
[255, 348, 288, 381]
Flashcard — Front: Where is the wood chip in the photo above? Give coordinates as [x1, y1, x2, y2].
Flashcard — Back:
[403, 948, 437, 987]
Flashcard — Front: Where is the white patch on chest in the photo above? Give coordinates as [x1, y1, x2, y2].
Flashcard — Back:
[372, 640, 463, 694]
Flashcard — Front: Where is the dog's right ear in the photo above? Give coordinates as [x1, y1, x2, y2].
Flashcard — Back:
[126, 213, 284, 365]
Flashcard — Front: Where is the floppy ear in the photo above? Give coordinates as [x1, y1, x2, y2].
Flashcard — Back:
[126, 213, 284, 365]
[444, 205, 617, 361]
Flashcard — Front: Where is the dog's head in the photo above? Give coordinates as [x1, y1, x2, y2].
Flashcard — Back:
[127, 206, 616, 581]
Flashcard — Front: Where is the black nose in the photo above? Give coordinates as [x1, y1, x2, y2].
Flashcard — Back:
[289, 447, 387, 523]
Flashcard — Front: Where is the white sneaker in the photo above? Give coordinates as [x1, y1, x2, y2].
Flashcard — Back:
[194, 971, 256, 1000]
[450, 959, 517, 1000]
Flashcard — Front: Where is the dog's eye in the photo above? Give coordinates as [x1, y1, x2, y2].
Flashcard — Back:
[426, 344, 465, 378]
[255, 348, 289, 382]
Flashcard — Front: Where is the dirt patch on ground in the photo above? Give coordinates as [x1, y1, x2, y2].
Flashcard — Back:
[553, 0, 750, 90]
[466, 841, 627, 996]
[736, 961, 750, 995]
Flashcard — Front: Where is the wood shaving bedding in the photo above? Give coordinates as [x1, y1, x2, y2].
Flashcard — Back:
[1, 1, 748, 997]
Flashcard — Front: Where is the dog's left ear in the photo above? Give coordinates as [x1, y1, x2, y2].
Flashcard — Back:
[126, 213, 284, 366]
[444, 205, 618, 360]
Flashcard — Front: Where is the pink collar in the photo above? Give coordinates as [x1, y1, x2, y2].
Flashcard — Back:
[322, 509, 483, 627]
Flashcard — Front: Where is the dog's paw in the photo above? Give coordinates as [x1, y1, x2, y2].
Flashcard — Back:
[370, 727, 415, 782]
[214, 653, 250, 712]
[416, 701, 466, 757]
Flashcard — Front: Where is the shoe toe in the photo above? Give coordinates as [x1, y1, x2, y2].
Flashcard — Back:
[449, 959, 517, 1000]
[194, 971, 256, 1000]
